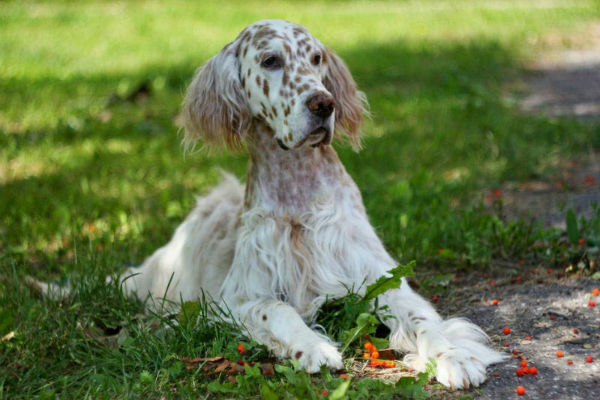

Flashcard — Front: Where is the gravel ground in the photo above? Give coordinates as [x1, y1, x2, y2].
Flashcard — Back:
[454, 274, 600, 399]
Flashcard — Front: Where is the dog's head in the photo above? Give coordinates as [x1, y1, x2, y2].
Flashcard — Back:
[183, 19, 367, 152]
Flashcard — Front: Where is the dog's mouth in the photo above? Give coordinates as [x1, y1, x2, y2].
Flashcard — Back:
[276, 127, 331, 151]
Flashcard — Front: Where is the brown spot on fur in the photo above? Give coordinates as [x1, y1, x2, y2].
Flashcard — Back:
[295, 351, 303, 359]
[271, 106, 278, 117]
[263, 79, 270, 97]
[262, 314, 267, 321]
[256, 75, 261, 87]
[282, 71, 289, 86]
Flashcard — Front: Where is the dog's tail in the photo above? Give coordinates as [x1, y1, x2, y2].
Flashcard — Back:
[25, 276, 71, 300]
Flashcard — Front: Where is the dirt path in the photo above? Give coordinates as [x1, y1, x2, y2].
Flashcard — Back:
[461, 23, 600, 399]
[449, 272, 600, 399]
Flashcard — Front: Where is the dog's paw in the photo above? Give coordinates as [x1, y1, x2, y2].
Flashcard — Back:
[293, 341, 343, 373]
[404, 342, 506, 389]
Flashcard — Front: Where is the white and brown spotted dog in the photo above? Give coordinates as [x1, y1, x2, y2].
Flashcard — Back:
[37, 20, 504, 389]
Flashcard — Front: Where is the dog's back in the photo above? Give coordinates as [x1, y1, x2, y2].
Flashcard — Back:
[119, 173, 243, 309]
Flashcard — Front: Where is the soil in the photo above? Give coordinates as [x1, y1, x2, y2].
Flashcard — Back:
[443, 269, 600, 400]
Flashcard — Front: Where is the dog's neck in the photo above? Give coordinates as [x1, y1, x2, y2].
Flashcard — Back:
[244, 120, 355, 215]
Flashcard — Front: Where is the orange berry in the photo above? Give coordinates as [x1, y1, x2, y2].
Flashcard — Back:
[369, 360, 382, 367]
[339, 373, 349, 380]
[520, 360, 527, 368]
[237, 343, 245, 355]
[567, 360, 573, 365]
[593, 288, 599, 296]
[503, 342, 510, 347]
[363, 352, 370, 358]
[516, 368, 525, 377]
[528, 367, 538, 375]
[516, 386, 525, 395]
[556, 350, 564, 358]
[364, 342, 373, 351]
[492, 299, 499, 306]
[371, 351, 379, 359]
[586, 356, 593, 363]
[503, 327, 511, 335]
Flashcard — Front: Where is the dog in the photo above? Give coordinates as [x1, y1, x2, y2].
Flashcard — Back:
[37, 19, 505, 389]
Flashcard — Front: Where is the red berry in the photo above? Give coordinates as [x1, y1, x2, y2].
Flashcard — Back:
[321, 390, 328, 395]
[492, 299, 499, 306]
[578, 237, 584, 246]
[556, 350, 564, 358]
[520, 360, 528, 368]
[431, 294, 439, 303]
[489, 280, 495, 286]
[504, 342, 510, 347]
[567, 360, 573, 365]
[516, 368, 525, 377]
[593, 288, 599, 296]
[237, 343, 245, 354]
[589, 300, 596, 307]
[586, 356, 593, 363]
[573, 329, 579, 334]
[546, 268, 553, 274]
[515, 276, 523, 283]
[516, 386, 525, 395]
[512, 349, 520, 355]
[503, 327, 511, 335]
[550, 315, 556, 321]
[524, 336, 532, 341]
[528, 367, 538, 375]
[519, 259, 525, 264]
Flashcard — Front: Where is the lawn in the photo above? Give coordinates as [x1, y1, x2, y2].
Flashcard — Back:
[1, 0, 600, 398]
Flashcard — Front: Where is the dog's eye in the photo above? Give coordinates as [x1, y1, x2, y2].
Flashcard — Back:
[312, 53, 321, 66]
[261, 55, 282, 70]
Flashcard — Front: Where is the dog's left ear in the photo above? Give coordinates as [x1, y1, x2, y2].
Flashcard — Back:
[323, 48, 368, 151]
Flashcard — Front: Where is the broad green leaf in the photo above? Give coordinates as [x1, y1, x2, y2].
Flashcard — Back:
[261, 383, 279, 400]
[363, 261, 415, 301]
[566, 210, 578, 245]
[329, 379, 351, 400]
[341, 313, 379, 353]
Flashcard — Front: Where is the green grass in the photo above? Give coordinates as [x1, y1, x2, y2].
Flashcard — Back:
[1, 0, 600, 398]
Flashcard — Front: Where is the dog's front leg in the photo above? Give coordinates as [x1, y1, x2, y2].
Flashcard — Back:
[226, 298, 343, 373]
[379, 279, 505, 389]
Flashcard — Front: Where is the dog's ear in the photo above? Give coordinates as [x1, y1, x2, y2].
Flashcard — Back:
[183, 40, 250, 151]
[323, 48, 368, 151]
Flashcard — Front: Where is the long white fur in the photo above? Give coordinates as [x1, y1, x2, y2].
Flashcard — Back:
[34, 19, 505, 389]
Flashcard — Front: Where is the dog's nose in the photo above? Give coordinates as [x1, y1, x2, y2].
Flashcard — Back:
[306, 93, 335, 119]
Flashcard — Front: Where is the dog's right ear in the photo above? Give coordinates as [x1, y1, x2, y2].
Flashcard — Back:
[183, 40, 250, 151]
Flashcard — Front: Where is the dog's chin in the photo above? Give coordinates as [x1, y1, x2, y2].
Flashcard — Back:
[276, 127, 332, 150]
